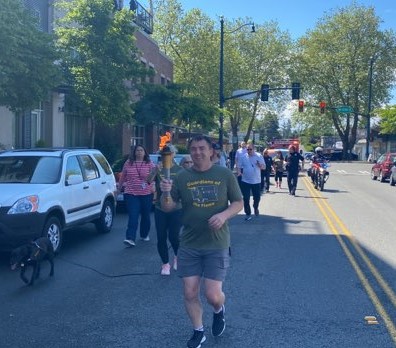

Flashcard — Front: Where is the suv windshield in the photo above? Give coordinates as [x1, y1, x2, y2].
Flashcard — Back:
[0, 156, 62, 184]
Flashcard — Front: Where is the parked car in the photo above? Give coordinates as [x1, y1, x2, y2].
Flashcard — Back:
[371, 152, 396, 182]
[0, 148, 117, 253]
[149, 153, 185, 165]
[389, 162, 396, 186]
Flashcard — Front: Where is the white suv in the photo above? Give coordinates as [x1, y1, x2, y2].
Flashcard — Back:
[0, 148, 117, 253]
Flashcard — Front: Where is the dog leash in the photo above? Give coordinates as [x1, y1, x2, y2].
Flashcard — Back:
[57, 257, 154, 278]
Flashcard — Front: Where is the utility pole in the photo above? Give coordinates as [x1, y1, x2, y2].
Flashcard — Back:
[219, 17, 225, 148]
[366, 56, 375, 160]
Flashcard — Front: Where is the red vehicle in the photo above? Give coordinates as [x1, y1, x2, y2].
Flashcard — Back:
[269, 138, 300, 153]
[371, 152, 396, 182]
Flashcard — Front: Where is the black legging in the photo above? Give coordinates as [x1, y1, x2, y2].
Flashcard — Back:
[154, 208, 182, 264]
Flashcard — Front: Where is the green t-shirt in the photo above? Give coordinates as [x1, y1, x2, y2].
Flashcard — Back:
[171, 165, 242, 250]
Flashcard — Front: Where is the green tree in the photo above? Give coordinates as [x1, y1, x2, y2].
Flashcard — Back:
[153, 1, 218, 105]
[227, 19, 292, 148]
[0, 0, 60, 112]
[376, 105, 396, 134]
[293, 3, 396, 159]
[153, 1, 292, 148]
[134, 83, 216, 130]
[55, 0, 147, 147]
[259, 112, 281, 143]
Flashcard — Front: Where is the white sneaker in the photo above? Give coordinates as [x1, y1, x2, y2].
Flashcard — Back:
[141, 236, 150, 242]
[161, 263, 171, 276]
[123, 239, 135, 247]
[173, 256, 178, 271]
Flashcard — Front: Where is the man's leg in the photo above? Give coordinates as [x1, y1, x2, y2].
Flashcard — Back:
[265, 171, 271, 191]
[205, 278, 225, 313]
[292, 173, 299, 195]
[183, 276, 204, 329]
[287, 174, 292, 193]
[252, 183, 261, 215]
[240, 181, 252, 217]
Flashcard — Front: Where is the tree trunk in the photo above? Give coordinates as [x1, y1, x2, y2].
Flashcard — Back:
[90, 116, 96, 148]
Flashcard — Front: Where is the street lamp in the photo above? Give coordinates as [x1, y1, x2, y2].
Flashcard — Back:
[219, 17, 255, 148]
[366, 55, 377, 160]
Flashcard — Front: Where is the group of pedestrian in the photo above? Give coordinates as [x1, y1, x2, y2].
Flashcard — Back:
[116, 136, 305, 348]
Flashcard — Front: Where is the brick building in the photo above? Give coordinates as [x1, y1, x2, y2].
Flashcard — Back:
[0, 0, 173, 161]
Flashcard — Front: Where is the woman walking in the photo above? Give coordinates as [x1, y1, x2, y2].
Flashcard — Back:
[273, 150, 284, 189]
[118, 145, 156, 246]
[153, 145, 183, 275]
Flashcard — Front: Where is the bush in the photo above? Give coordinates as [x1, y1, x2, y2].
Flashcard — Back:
[111, 155, 128, 173]
[35, 139, 46, 148]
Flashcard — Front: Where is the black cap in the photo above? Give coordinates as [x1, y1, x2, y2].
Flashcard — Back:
[212, 143, 221, 150]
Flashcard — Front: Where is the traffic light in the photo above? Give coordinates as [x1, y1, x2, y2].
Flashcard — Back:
[319, 101, 326, 114]
[261, 84, 269, 101]
[291, 82, 300, 100]
[298, 100, 304, 112]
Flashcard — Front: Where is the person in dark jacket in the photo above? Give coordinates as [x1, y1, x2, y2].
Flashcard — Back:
[285, 145, 304, 196]
[261, 148, 273, 192]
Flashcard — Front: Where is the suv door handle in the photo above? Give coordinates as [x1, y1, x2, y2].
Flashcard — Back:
[101, 181, 106, 184]
[83, 185, 89, 189]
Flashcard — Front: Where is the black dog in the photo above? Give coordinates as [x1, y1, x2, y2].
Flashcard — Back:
[10, 237, 55, 286]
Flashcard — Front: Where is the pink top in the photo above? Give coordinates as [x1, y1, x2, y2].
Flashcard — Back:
[119, 160, 155, 196]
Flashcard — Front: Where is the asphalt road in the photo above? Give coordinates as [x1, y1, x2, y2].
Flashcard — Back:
[1, 161, 396, 348]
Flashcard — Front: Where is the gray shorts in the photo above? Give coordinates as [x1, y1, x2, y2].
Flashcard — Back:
[177, 247, 230, 281]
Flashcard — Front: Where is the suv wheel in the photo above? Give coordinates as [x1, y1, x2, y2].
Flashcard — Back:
[43, 216, 62, 253]
[95, 199, 114, 233]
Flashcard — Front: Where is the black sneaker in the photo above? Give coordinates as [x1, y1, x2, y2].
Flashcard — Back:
[187, 330, 206, 348]
[212, 305, 226, 337]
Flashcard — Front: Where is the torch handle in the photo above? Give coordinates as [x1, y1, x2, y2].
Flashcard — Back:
[163, 168, 171, 203]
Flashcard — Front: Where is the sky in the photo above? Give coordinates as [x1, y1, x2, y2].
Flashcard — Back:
[176, 0, 396, 39]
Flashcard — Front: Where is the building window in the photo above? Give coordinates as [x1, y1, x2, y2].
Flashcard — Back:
[149, 66, 155, 84]
[131, 125, 145, 146]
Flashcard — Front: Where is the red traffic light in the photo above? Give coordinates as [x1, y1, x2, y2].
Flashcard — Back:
[319, 101, 326, 114]
[298, 100, 304, 112]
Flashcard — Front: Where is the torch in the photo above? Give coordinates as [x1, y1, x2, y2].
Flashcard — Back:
[161, 145, 173, 203]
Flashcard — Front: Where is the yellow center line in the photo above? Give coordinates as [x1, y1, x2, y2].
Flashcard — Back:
[303, 177, 396, 343]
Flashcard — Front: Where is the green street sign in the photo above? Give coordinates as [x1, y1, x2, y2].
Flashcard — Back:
[336, 106, 354, 113]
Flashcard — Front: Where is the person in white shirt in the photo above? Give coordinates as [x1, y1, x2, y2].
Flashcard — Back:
[235, 141, 247, 186]
[237, 144, 265, 220]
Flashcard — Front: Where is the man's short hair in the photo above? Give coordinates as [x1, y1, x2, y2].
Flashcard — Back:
[188, 135, 212, 149]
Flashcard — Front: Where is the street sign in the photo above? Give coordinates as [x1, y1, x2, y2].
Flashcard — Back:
[336, 106, 354, 113]
[231, 89, 257, 100]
